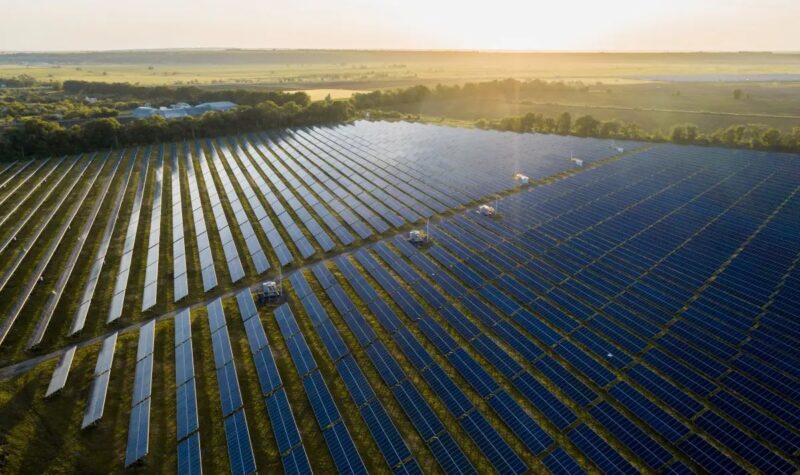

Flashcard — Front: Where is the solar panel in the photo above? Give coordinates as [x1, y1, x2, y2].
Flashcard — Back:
[176, 381, 199, 440]
[177, 432, 202, 475]
[223, 409, 257, 475]
[124, 398, 151, 467]
[323, 421, 367, 475]
[82, 370, 111, 429]
[266, 388, 303, 454]
[281, 446, 313, 475]
[45, 345, 76, 397]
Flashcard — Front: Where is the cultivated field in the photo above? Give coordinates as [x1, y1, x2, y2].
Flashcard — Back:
[0, 120, 798, 474]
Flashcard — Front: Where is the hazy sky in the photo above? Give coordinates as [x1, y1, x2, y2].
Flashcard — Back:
[2, 0, 798, 52]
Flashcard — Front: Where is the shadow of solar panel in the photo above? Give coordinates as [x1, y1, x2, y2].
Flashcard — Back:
[124, 398, 151, 467]
[266, 388, 303, 454]
[177, 432, 202, 475]
[323, 421, 367, 475]
[224, 409, 256, 475]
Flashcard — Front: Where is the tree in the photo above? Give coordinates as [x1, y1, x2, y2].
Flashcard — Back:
[573, 115, 600, 136]
[79, 118, 122, 149]
[556, 112, 572, 135]
[733, 89, 744, 100]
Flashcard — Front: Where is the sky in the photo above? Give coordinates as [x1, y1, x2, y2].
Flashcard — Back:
[1, 0, 798, 52]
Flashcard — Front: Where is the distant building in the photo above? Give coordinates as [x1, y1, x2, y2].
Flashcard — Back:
[131, 101, 237, 120]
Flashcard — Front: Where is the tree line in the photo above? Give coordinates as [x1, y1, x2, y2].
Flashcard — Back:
[475, 111, 800, 153]
[61, 80, 311, 107]
[1, 97, 351, 160]
[351, 79, 587, 109]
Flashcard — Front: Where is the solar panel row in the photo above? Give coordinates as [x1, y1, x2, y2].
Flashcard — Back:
[173, 309, 202, 475]
[142, 146, 165, 311]
[125, 320, 156, 467]
[205, 299, 256, 475]
[82, 332, 118, 429]
[172, 144, 189, 302]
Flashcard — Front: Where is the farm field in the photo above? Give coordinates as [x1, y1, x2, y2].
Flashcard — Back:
[0, 120, 798, 474]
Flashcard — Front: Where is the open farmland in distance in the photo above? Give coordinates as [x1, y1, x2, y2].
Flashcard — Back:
[0, 121, 798, 474]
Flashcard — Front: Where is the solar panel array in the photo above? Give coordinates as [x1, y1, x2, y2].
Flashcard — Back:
[208, 139, 270, 274]
[5, 121, 799, 474]
[234, 290, 312, 474]
[0, 152, 104, 346]
[125, 320, 155, 466]
[206, 298, 256, 475]
[70, 152, 138, 335]
[29, 151, 123, 349]
[196, 144, 245, 283]
[82, 332, 117, 428]
[184, 143, 218, 292]
[274, 302, 368, 474]
[290, 270, 420, 472]
[174, 309, 202, 475]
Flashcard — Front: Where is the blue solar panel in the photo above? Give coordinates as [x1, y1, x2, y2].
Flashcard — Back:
[177, 432, 202, 475]
[543, 447, 585, 475]
[223, 409, 256, 475]
[460, 410, 527, 474]
[124, 399, 150, 467]
[360, 400, 413, 469]
[427, 433, 476, 475]
[303, 371, 341, 429]
[266, 388, 303, 454]
[215, 361, 244, 417]
[323, 421, 367, 475]
[281, 447, 313, 475]
[568, 423, 637, 474]
[176, 381, 199, 440]
[336, 355, 376, 406]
